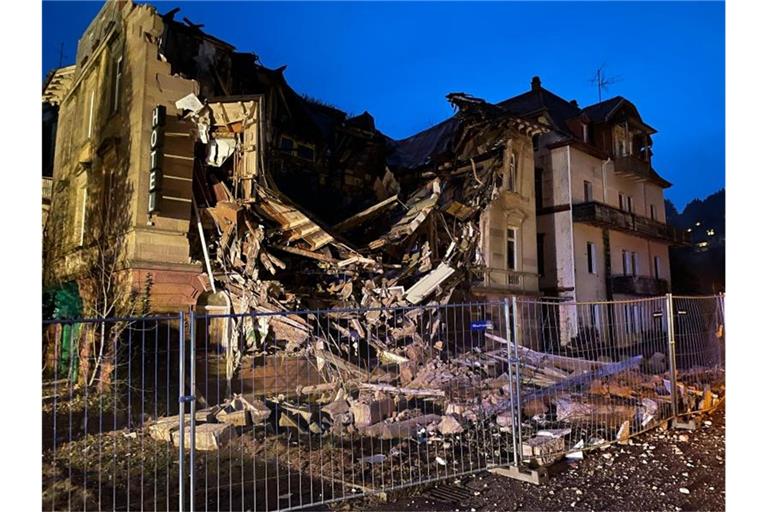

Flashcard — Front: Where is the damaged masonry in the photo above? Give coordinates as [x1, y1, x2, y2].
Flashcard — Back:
[42, 2, 723, 510]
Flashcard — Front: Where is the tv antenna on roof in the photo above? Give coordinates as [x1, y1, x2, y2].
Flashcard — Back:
[589, 64, 622, 102]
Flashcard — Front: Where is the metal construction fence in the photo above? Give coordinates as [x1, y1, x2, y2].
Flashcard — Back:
[42, 294, 724, 511]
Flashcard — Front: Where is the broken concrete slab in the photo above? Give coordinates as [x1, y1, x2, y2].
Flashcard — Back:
[361, 414, 442, 440]
[438, 415, 464, 435]
[522, 435, 565, 467]
[172, 423, 234, 451]
[350, 398, 396, 428]
[148, 415, 190, 443]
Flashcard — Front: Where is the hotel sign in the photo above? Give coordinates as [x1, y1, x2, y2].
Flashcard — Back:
[148, 105, 165, 214]
[146, 105, 195, 219]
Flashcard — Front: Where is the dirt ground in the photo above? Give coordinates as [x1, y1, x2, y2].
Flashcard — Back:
[41, 388, 723, 512]
[352, 406, 725, 512]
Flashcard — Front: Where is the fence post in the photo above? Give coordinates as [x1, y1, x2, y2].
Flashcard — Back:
[503, 298, 518, 466]
[511, 296, 523, 464]
[189, 310, 196, 512]
[665, 293, 679, 420]
[178, 311, 185, 512]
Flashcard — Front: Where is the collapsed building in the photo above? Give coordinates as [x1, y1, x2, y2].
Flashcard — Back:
[43, 0, 545, 328]
[41, 4, 722, 500]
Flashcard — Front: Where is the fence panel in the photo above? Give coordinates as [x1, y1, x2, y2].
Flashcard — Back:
[670, 295, 726, 414]
[41, 294, 724, 511]
[513, 296, 673, 464]
[42, 314, 186, 512]
[188, 301, 523, 511]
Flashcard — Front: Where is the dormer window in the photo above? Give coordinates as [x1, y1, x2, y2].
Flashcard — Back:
[581, 123, 589, 143]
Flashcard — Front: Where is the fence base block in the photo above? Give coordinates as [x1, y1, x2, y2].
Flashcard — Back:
[489, 465, 549, 485]
[673, 417, 700, 431]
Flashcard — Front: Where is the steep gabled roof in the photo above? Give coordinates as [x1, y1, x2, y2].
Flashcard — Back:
[580, 96, 625, 123]
[581, 96, 656, 133]
[497, 85, 581, 134]
[386, 116, 461, 170]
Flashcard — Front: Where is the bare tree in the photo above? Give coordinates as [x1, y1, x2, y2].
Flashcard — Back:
[77, 158, 153, 391]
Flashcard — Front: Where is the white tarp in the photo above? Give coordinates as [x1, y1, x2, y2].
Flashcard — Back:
[207, 138, 237, 167]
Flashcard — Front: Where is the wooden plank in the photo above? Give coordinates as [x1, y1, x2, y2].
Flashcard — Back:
[332, 195, 399, 233]
[272, 244, 339, 263]
[405, 262, 455, 304]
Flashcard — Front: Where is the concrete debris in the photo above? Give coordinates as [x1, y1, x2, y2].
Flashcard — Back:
[438, 415, 465, 435]
[173, 423, 234, 451]
[360, 454, 387, 464]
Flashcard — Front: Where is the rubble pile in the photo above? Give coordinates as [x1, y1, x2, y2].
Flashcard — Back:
[178, 92, 527, 377]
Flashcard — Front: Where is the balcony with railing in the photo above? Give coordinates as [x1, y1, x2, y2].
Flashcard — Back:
[470, 266, 540, 294]
[612, 155, 653, 180]
[572, 201, 690, 245]
[610, 274, 669, 296]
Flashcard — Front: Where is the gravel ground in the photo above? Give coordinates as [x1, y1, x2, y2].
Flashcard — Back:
[354, 406, 724, 512]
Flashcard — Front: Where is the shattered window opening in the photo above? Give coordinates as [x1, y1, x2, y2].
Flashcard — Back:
[296, 143, 315, 161]
[279, 136, 294, 152]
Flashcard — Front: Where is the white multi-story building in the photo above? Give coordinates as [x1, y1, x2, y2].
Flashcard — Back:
[497, 77, 688, 344]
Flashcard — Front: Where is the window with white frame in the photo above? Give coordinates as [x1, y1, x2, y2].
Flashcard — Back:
[112, 56, 123, 114]
[650, 204, 657, 221]
[584, 180, 593, 202]
[506, 227, 517, 271]
[654, 255, 662, 280]
[73, 176, 88, 247]
[631, 251, 639, 276]
[86, 89, 95, 139]
[622, 250, 631, 276]
[587, 241, 597, 274]
[590, 303, 601, 331]
[624, 304, 640, 334]
[619, 193, 633, 213]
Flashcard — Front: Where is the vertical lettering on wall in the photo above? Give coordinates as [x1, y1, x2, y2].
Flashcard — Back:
[148, 105, 166, 214]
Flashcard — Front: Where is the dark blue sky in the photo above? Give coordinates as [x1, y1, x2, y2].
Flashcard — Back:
[43, 1, 724, 209]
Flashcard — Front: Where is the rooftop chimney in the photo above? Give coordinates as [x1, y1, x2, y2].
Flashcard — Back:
[570, 99, 579, 107]
[531, 76, 542, 91]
